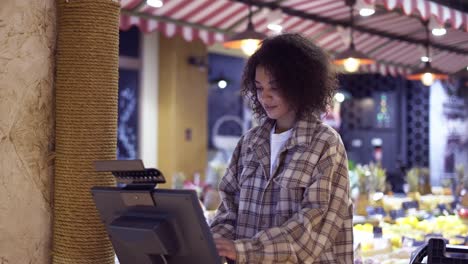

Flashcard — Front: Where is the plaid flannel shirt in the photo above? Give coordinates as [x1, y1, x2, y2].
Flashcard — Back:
[210, 114, 353, 263]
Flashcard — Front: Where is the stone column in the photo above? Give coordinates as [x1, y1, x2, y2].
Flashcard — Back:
[0, 0, 55, 263]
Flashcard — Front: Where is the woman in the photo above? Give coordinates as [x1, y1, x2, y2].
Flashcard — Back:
[210, 33, 353, 263]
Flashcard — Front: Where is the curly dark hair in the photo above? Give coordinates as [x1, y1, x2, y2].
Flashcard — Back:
[241, 33, 338, 120]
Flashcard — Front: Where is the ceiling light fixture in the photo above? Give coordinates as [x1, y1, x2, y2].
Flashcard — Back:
[210, 74, 230, 89]
[146, 0, 163, 8]
[334, 0, 375, 73]
[429, 17, 447, 37]
[359, 8, 375, 16]
[223, 3, 267, 56]
[432, 27, 447, 36]
[334, 92, 345, 103]
[218, 80, 228, 89]
[266, 9, 283, 33]
[356, 0, 375, 16]
[407, 20, 448, 86]
[420, 56, 430, 62]
[267, 23, 283, 33]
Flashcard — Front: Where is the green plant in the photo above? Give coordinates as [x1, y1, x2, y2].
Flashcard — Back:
[348, 159, 356, 171]
[354, 164, 370, 194]
[406, 168, 419, 192]
[349, 163, 387, 195]
[369, 163, 386, 193]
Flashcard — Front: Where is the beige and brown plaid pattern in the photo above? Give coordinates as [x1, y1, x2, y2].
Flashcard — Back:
[211, 114, 353, 263]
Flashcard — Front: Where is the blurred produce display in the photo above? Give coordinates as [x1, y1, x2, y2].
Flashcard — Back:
[350, 162, 468, 263]
[354, 215, 468, 263]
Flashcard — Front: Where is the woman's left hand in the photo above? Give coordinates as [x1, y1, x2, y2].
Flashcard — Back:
[214, 237, 237, 260]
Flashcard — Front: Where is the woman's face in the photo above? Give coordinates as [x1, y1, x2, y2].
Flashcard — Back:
[255, 66, 296, 127]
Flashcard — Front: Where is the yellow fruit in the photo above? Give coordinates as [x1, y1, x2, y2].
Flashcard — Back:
[390, 236, 402, 248]
[361, 241, 374, 252]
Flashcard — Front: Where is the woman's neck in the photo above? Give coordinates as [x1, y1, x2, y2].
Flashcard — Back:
[275, 118, 295, 133]
[271, 107, 297, 133]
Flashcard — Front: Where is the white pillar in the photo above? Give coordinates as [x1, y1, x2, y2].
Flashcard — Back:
[139, 31, 159, 168]
[429, 81, 447, 186]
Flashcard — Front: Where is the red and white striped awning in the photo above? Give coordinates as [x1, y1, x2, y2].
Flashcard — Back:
[120, 0, 468, 76]
[120, 11, 226, 44]
[364, 0, 467, 30]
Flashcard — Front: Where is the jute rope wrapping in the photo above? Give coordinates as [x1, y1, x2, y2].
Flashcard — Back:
[53, 0, 120, 263]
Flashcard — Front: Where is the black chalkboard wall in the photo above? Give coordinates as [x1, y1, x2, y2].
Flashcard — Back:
[207, 53, 246, 149]
[117, 27, 140, 160]
[339, 73, 429, 193]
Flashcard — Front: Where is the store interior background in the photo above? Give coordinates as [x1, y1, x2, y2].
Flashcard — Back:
[117, 25, 468, 195]
[1, 1, 467, 263]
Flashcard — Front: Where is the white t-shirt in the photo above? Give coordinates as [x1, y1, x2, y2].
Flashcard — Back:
[270, 126, 293, 176]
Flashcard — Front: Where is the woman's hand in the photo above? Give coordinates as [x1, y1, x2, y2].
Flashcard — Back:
[214, 237, 237, 260]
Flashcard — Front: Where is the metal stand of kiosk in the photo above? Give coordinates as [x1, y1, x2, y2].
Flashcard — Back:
[410, 238, 468, 264]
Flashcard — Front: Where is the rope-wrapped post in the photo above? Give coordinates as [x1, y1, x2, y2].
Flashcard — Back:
[53, 0, 120, 263]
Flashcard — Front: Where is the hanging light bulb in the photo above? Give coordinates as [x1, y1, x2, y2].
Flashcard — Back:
[223, 4, 266, 56]
[334, 0, 374, 73]
[335, 44, 374, 72]
[407, 20, 448, 86]
[408, 61, 447, 86]
[240, 39, 261, 56]
[343, 57, 360, 72]
[421, 72, 435, 86]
